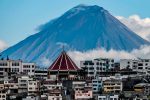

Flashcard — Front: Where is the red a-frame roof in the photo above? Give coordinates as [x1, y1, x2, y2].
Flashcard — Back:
[48, 51, 79, 71]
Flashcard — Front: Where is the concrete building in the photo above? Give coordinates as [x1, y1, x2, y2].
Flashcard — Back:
[22, 63, 35, 76]
[28, 80, 40, 96]
[18, 76, 33, 93]
[103, 79, 122, 93]
[0, 60, 36, 80]
[92, 77, 103, 93]
[98, 94, 119, 100]
[80, 58, 114, 77]
[120, 59, 150, 75]
[73, 81, 93, 100]
[35, 68, 48, 79]
[134, 83, 150, 95]
[43, 79, 62, 100]
[0, 84, 7, 100]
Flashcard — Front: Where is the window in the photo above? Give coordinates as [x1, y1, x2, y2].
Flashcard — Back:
[96, 62, 99, 65]
[138, 63, 143, 66]
[29, 87, 32, 90]
[138, 67, 143, 69]
[89, 67, 94, 70]
[89, 72, 94, 74]
[2, 95, 5, 98]
[97, 67, 99, 70]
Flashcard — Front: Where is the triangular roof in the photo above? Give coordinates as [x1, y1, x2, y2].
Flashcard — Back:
[48, 51, 79, 71]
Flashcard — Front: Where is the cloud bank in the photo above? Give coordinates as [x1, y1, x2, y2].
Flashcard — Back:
[116, 15, 150, 41]
[68, 45, 150, 66]
[0, 40, 8, 52]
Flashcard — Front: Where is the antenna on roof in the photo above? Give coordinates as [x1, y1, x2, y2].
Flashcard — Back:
[62, 45, 65, 51]
[7, 55, 9, 60]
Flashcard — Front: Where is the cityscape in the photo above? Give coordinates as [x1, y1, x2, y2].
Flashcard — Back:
[0, 50, 150, 100]
[0, 0, 150, 100]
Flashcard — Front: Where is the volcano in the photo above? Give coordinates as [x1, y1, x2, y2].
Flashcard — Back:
[1, 5, 149, 66]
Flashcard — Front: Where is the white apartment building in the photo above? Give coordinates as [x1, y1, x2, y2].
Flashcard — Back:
[120, 59, 150, 75]
[22, 63, 35, 76]
[80, 58, 114, 77]
[18, 76, 33, 93]
[0, 60, 36, 78]
[28, 80, 40, 96]
[35, 68, 48, 79]
[120, 59, 138, 70]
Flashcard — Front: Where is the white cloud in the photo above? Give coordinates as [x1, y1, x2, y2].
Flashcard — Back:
[68, 45, 150, 66]
[0, 39, 8, 52]
[39, 57, 52, 67]
[116, 15, 150, 41]
[131, 45, 150, 59]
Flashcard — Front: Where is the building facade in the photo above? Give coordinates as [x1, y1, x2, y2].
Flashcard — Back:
[80, 58, 114, 77]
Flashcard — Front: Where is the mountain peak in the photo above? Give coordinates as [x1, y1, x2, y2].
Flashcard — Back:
[1, 5, 149, 66]
[69, 4, 106, 13]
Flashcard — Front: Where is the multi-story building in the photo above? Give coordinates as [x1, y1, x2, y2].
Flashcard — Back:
[92, 77, 103, 93]
[35, 68, 48, 79]
[73, 81, 93, 100]
[98, 94, 119, 100]
[18, 76, 33, 93]
[136, 59, 150, 75]
[0, 60, 11, 79]
[120, 59, 138, 70]
[120, 59, 150, 75]
[80, 58, 114, 77]
[0, 60, 36, 79]
[103, 79, 122, 93]
[28, 80, 40, 96]
[22, 63, 35, 76]
[0, 83, 7, 100]
[134, 83, 150, 95]
[43, 79, 62, 100]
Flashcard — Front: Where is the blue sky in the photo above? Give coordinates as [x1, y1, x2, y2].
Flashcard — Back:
[0, 0, 150, 46]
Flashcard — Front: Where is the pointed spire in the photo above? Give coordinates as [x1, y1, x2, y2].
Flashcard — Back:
[48, 50, 79, 71]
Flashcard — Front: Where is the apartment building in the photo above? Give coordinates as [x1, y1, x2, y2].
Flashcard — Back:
[134, 83, 150, 95]
[18, 76, 33, 93]
[0, 60, 36, 79]
[28, 80, 40, 96]
[103, 79, 122, 93]
[73, 81, 93, 100]
[92, 77, 103, 93]
[98, 94, 119, 100]
[120, 59, 150, 75]
[43, 79, 62, 100]
[80, 58, 114, 77]
[34, 68, 48, 79]
[22, 63, 35, 76]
